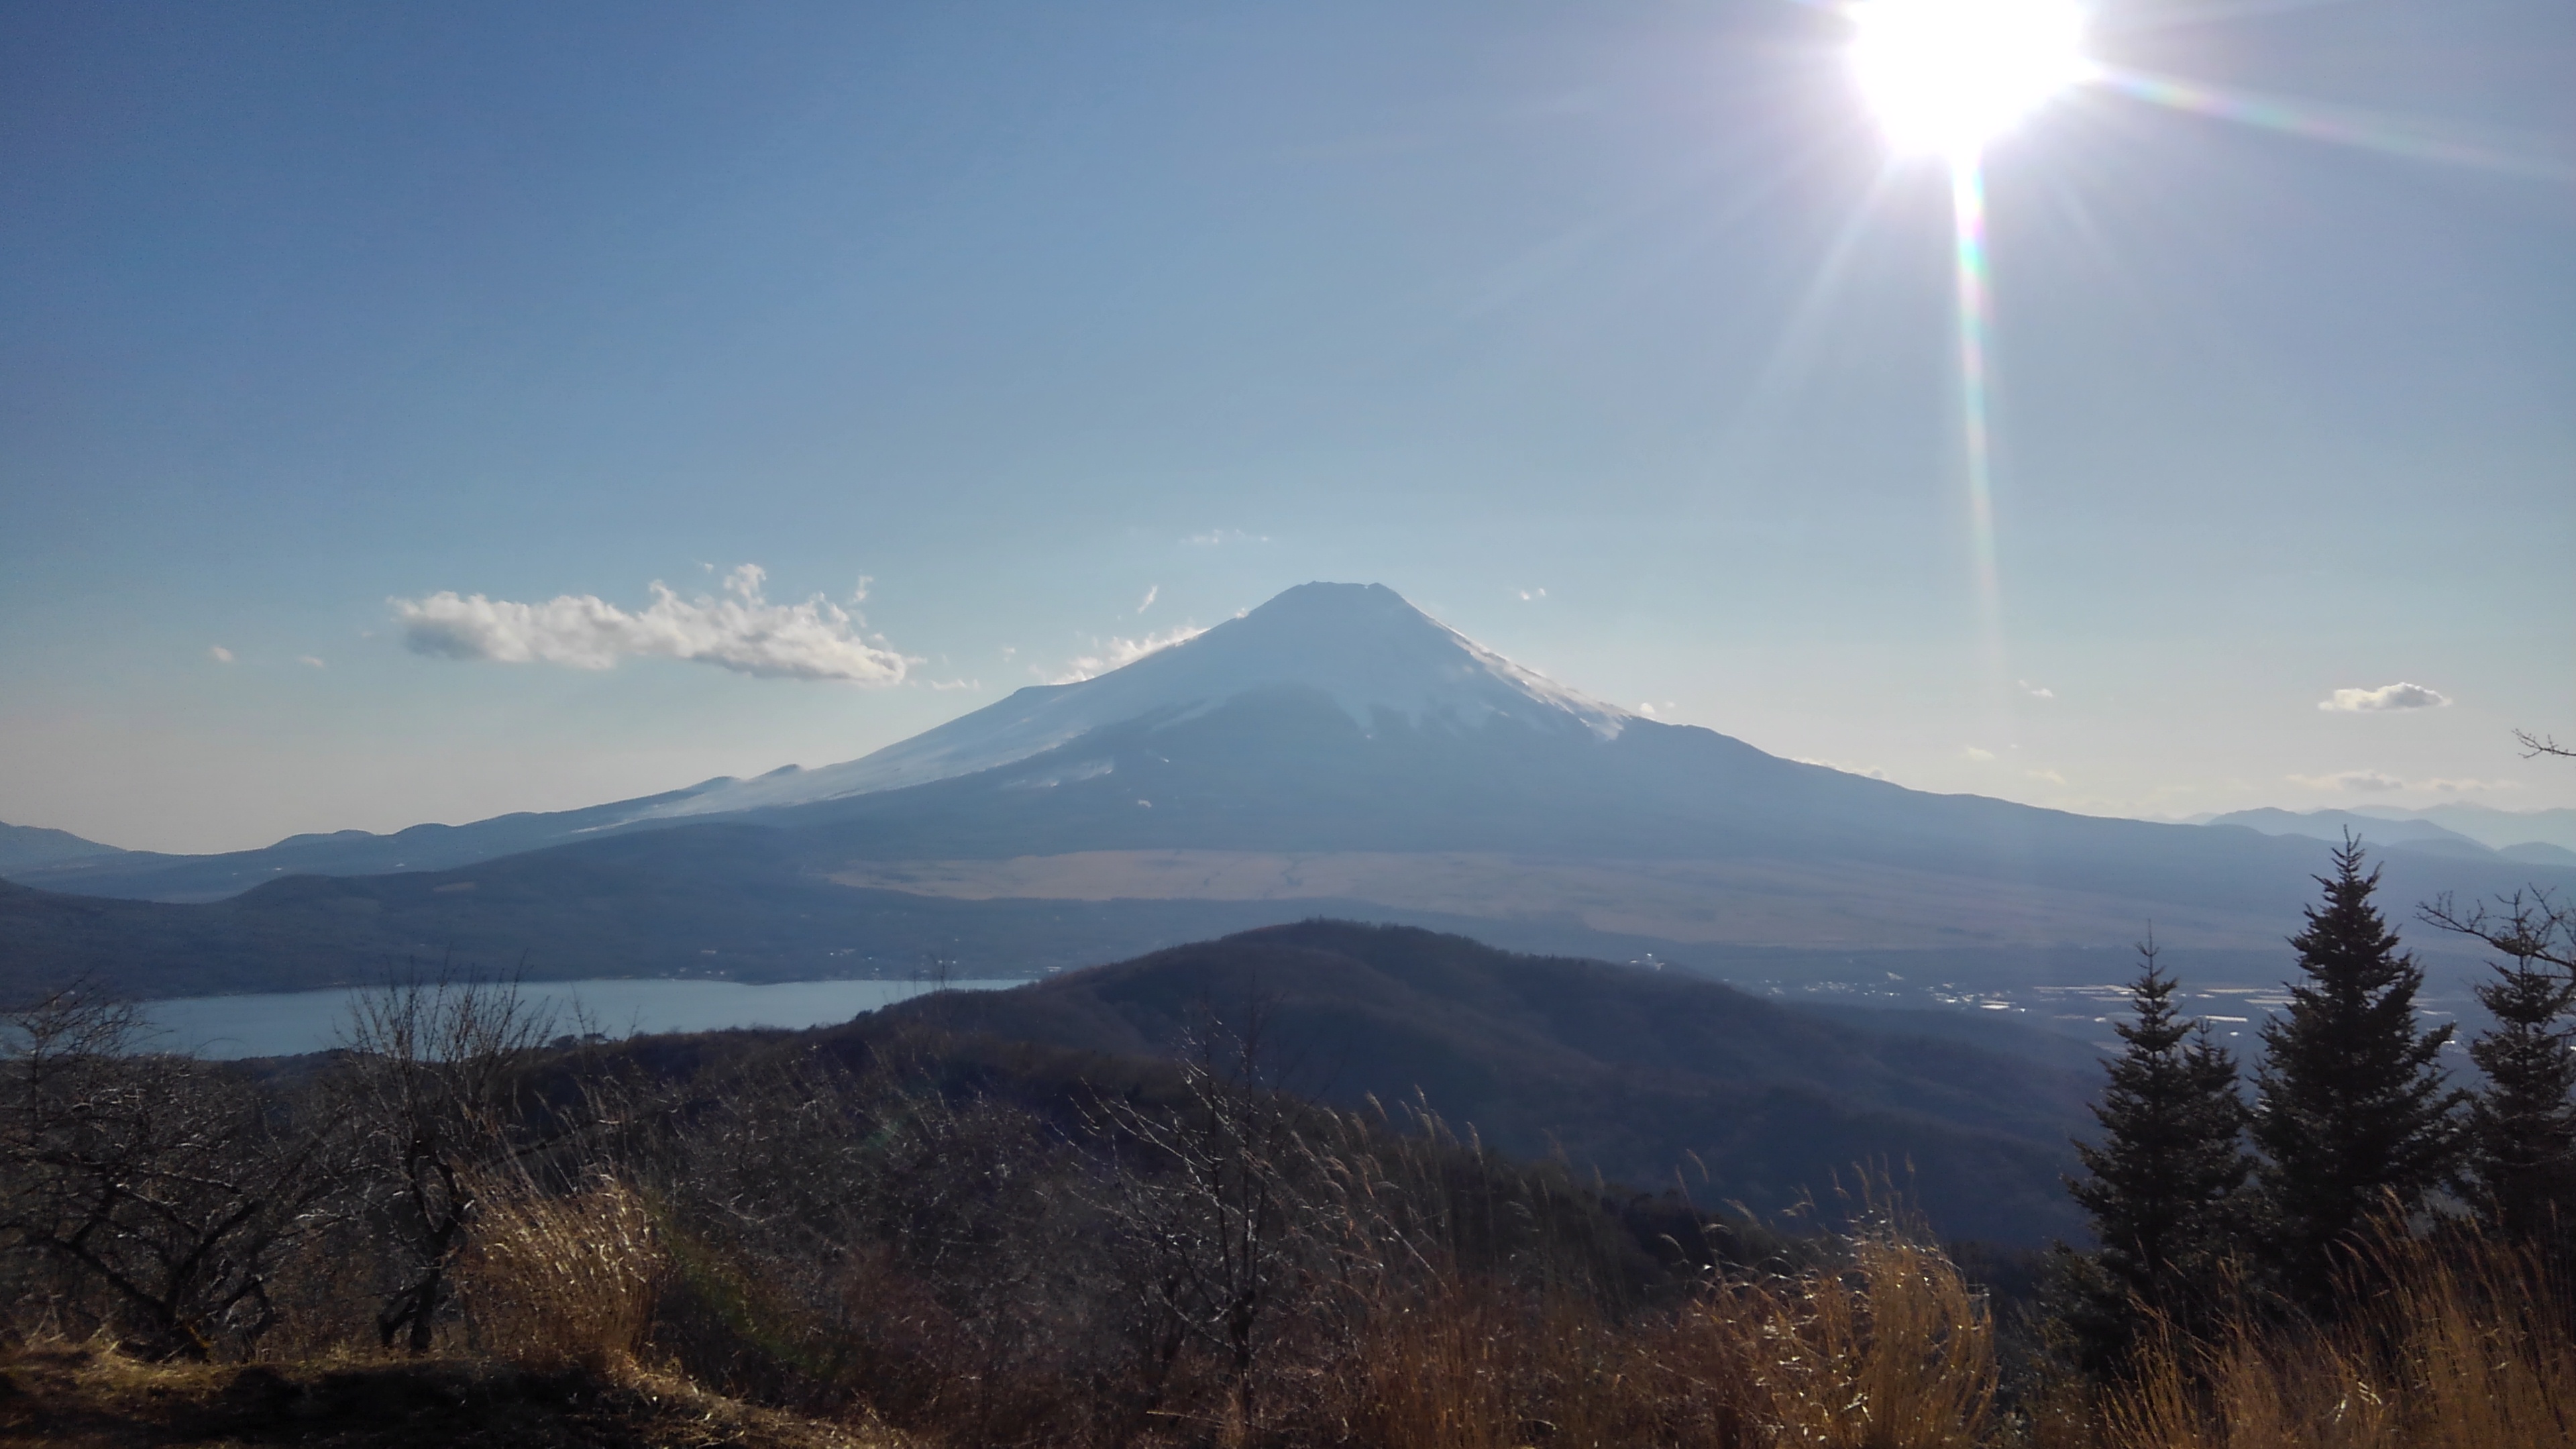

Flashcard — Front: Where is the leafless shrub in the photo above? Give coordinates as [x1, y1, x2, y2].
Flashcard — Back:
[333, 970, 556, 1353]
[0, 980, 346, 1360]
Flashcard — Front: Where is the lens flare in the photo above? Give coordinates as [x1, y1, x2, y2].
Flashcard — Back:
[1851, 0, 2091, 159]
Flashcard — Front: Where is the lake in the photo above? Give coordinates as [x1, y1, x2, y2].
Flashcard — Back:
[138, 977, 1023, 1059]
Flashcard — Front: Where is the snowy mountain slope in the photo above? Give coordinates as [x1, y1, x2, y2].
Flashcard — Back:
[621, 582, 1634, 822]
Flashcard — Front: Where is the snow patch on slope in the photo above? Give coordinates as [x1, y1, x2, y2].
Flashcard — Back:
[627, 583, 1632, 821]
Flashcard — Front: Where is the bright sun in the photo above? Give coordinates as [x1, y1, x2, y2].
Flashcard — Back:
[1850, 0, 2091, 160]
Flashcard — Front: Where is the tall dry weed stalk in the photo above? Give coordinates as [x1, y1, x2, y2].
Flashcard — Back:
[1668, 1229, 1997, 1449]
[455, 1171, 665, 1368]
[1332, 1226, 1994, 1449]
[2096, 1232, 2576, 1449]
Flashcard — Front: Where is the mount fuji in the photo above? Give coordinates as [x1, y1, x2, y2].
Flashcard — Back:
[621, 582, 1635, 823]
[5, 582, 2569, 1001]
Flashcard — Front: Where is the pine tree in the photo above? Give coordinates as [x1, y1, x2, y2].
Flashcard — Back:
[2063, 938, 2251, 1362]
[2422, 890, 2576, 1243]
[2251, 836, 2464, 1309]
[2462, 955, 2576, 1242]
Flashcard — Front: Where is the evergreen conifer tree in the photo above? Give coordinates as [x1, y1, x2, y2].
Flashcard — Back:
[2461, 951, 2576, 1242]
[2063, 938, 2250, 1362]
[2251, 837, 2463, 1309]
[2422, 890, 2576, 1242]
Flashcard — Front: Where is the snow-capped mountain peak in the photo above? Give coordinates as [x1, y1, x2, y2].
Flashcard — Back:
[629, 582, 1632, 820]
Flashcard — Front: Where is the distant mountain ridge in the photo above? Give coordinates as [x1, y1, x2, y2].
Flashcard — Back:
[874, 919, 2094, 1243]
[7, 782, 733, 904]
[5, 583, 1642, 901]
[2206, 806, 2576, 866]
[0, 821, 125, 875]
[4, 582, 2570, 1004]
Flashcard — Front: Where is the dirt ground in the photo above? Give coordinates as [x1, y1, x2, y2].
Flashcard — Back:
[0, 1346, 902, 1449]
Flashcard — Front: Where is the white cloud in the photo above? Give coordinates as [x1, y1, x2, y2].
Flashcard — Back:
[2288, 767, 2514, 796]
[2319, 682, 2451, 712]
[928, 678, 981, 692]
[1046, 625, 1208, 684]
[392, 564, 914, 684]
[1794, 757, 1890, 781]
[209, 645, 235, 663]
[1517, 587, 1547, 602]
[1963, 745, 1996, 763]
[1138, 584, 1159, 614]
[1636, 700, 1678, 718]
[2289, 769, 2407, 793]
[297, 655, 326, 669]
[1183, 528, 1267, 546]
[2026, 767, 2068, 785]
[2019, 679, 2053, 699]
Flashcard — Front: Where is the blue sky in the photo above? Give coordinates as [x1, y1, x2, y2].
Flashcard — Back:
[3, 0, 2569, 853]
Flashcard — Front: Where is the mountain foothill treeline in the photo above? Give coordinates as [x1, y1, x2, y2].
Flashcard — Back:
[2058, 833, 2576, 1371]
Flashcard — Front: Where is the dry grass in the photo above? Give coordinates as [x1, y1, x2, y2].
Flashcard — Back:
[10, 1191, 2574, 1448]
[455, 1171, 666, 1369]
[1309, 1226, 2576, 1449]
[1673, 1230, 1997, 1449]
[2092, 1234, 2576, 1449]
[1324, 1225, 1994, 1449]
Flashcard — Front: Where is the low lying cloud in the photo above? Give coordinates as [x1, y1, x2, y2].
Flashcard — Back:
[2319, 682, 2450, 712]
[1794, 757, 1889, 781]
[2290, 769, 2405, 792]
[1046, 625, 1208, 684]
[2288, 769, 2510, 795]
[393, 565, 913, 684]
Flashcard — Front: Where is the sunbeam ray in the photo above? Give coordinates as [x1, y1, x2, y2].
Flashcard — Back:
[1716, 166, 1900, 447]
[1948, 157, 2006, 684]
[2099, 66, 2575, 182]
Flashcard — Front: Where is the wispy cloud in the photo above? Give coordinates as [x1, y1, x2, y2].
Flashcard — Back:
[1137, 584, 1159, 614]
[1046, 625, 1208, 684]
[1184, 528, 1267, 546]
[928, 678, 981, 692]
[1517, 587, 1547, 602]
[1962, 745, 1996, 763]
[2288, 769, 2508, 794]
[392, 565, 914, 684]
[209, 645, 235, 663]
[2290, 769, 2406, 792]
[2026, 767, 2067, 785]
[297, 655, 326, 669]
[1794, 757, 1889, 781]
[2319, 682, 2450, 712]
[2019, 679, 2053, 699]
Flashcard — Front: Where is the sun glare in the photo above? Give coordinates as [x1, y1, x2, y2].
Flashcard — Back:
[1851, 0, 2090, 160]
